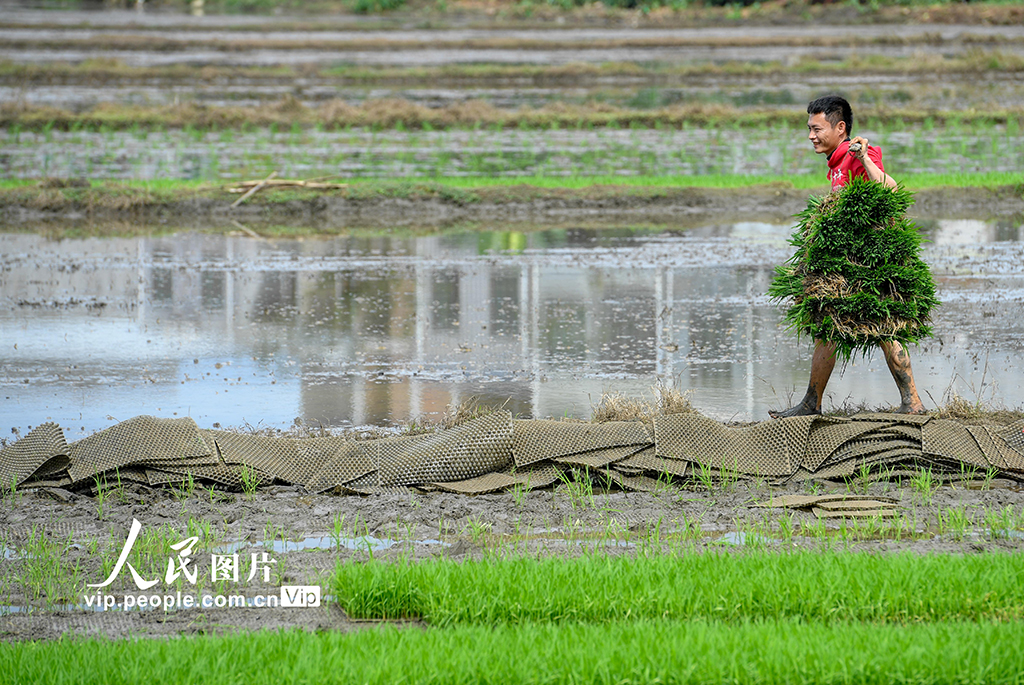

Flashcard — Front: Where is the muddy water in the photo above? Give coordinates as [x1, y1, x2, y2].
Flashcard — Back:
[2, 220, 1021, 439]
[3, 125, 1017, 180]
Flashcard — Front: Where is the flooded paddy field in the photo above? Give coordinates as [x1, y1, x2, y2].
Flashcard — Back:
[3, 218, 1022, 440]
[4, 123, 1018, 180]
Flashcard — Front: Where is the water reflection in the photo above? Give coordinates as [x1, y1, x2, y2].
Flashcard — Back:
[2, 220, 1022, 437]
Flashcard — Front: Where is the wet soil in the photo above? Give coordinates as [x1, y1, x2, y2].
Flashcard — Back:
[2, 476, 1023, 642]
[3, 185, 1023, 232]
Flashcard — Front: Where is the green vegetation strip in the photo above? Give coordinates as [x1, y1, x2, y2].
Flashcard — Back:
[1, 172, 1019, 203]
[4, 619, 1024, 684]
[3, 52, 1022, 84]
[333, 551, 1024, 624]
[4, 100, 1024, 131]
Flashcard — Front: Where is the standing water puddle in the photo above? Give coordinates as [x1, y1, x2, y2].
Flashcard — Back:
[2, 221, 1022, 437]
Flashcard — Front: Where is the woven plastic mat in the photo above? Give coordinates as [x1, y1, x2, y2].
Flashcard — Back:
[993, 420, 1024, 472]
[337, 471, 418, 496]
[209, 431, 340, 486]
[868, 424, 924, 442]
[304, 441, 375, 493]
[144, 464, 273, 489]
[601, 470, 666, 493]
[19, 474, 73, 489]
[755, 493, 899, 509]
[967, 424, 1024, 474]
[431, 463, 563, 495]
[91, 466, 151, 485]
[512, 419, 650, 467]
[67, 416, 216, 484]
[654, 413, 801, 477]
[811, 446, 925, 480]
[813, 507, 898, 519]
[831, 437, 922, 462]
[553, 444, 646, 469]
[850, 412, 933, 426]
[0, 422, 68, 488]
[803, 420, 891, 472]
[615, 448, 694, 478]
[922, 419, 991, 469]
[375, 412, 513, 486]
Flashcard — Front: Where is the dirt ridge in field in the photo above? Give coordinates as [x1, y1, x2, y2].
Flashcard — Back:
[2, 184, 1022, 233]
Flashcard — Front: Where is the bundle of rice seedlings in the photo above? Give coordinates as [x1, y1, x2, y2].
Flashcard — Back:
[768, 176, 940, 360]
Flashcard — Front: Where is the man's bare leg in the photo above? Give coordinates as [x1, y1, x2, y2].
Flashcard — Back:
[769, 340, 837, 418]
[879, 340, 926, 414]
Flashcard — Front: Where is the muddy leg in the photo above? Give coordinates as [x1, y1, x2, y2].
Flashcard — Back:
[769, 340, 837, 418]
[880, 341, 926, 414]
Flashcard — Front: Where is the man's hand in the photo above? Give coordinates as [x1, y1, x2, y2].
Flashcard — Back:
[848, 135, 896, 188]
[847, 136, 869, 161]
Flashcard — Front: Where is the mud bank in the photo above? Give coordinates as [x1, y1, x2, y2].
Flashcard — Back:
[3, 184, 1022, 231]
[3, 475, 1024, 642]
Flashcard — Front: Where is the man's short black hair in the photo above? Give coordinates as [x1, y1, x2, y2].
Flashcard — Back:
[807, 95, 853, 133]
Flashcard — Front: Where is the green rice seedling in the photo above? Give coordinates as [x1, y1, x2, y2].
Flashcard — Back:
[649, 469, 676, 498]
[16, 527, 84, 606]
[464, 519, 492, 546]
[939, 506, 973, 541]
[800, 516, 830, 542]
[853, 463, 873, 495]
[186, 517, 214, 550]
[984, 505, 1022, 539]
[981, 467, 999, 490]
[957, 462, 980, 488]
[263, 522, 285, 548]
[330, 513, 347, 552]
[715, 456, 743, 492]
[694, 461, 716, 492]
[510, 479, 528, 508]
[776, 511, 796, 545]
[639, 516, 664, 554]
[5, 619, 1024, 685]
[600, 515, 629, 546]
[92, 475, 109, 520]
[171, 471, 196, 504]
[3, 475, 18, 505]
[238, 465, 259, 500]
[557, 469, 596, 510]
[909, 468, 936, 504]
[333, 549, 1024, 626]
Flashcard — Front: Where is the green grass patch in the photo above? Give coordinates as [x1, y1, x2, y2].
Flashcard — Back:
[3, 619, 1023, 684]
[426, 172, 1024, 191]
[1, 172, 1018, 198]
[333, 550, 1024, 625]
[4, 100, 1024, 132]
[4, 52, 1022, 87]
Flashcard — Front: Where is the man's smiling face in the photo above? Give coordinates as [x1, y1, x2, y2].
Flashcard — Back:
[807, 112, 846, 156]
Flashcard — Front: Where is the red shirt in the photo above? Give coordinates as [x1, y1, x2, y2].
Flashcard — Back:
[827, 139, 884, 190]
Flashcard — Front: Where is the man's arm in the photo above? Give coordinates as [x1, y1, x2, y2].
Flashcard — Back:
[849, 136, 897, 188]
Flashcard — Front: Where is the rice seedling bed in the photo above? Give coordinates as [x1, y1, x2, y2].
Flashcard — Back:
[332, 550, 1024, 625]
[3, 121, 1021, 182]
[3, 618, 1024, 684]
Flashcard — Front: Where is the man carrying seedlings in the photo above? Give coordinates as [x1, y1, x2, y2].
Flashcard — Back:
[769, 95, 930, 417]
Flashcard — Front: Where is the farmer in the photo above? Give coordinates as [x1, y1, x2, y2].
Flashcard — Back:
[769, 95, 925, 418]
